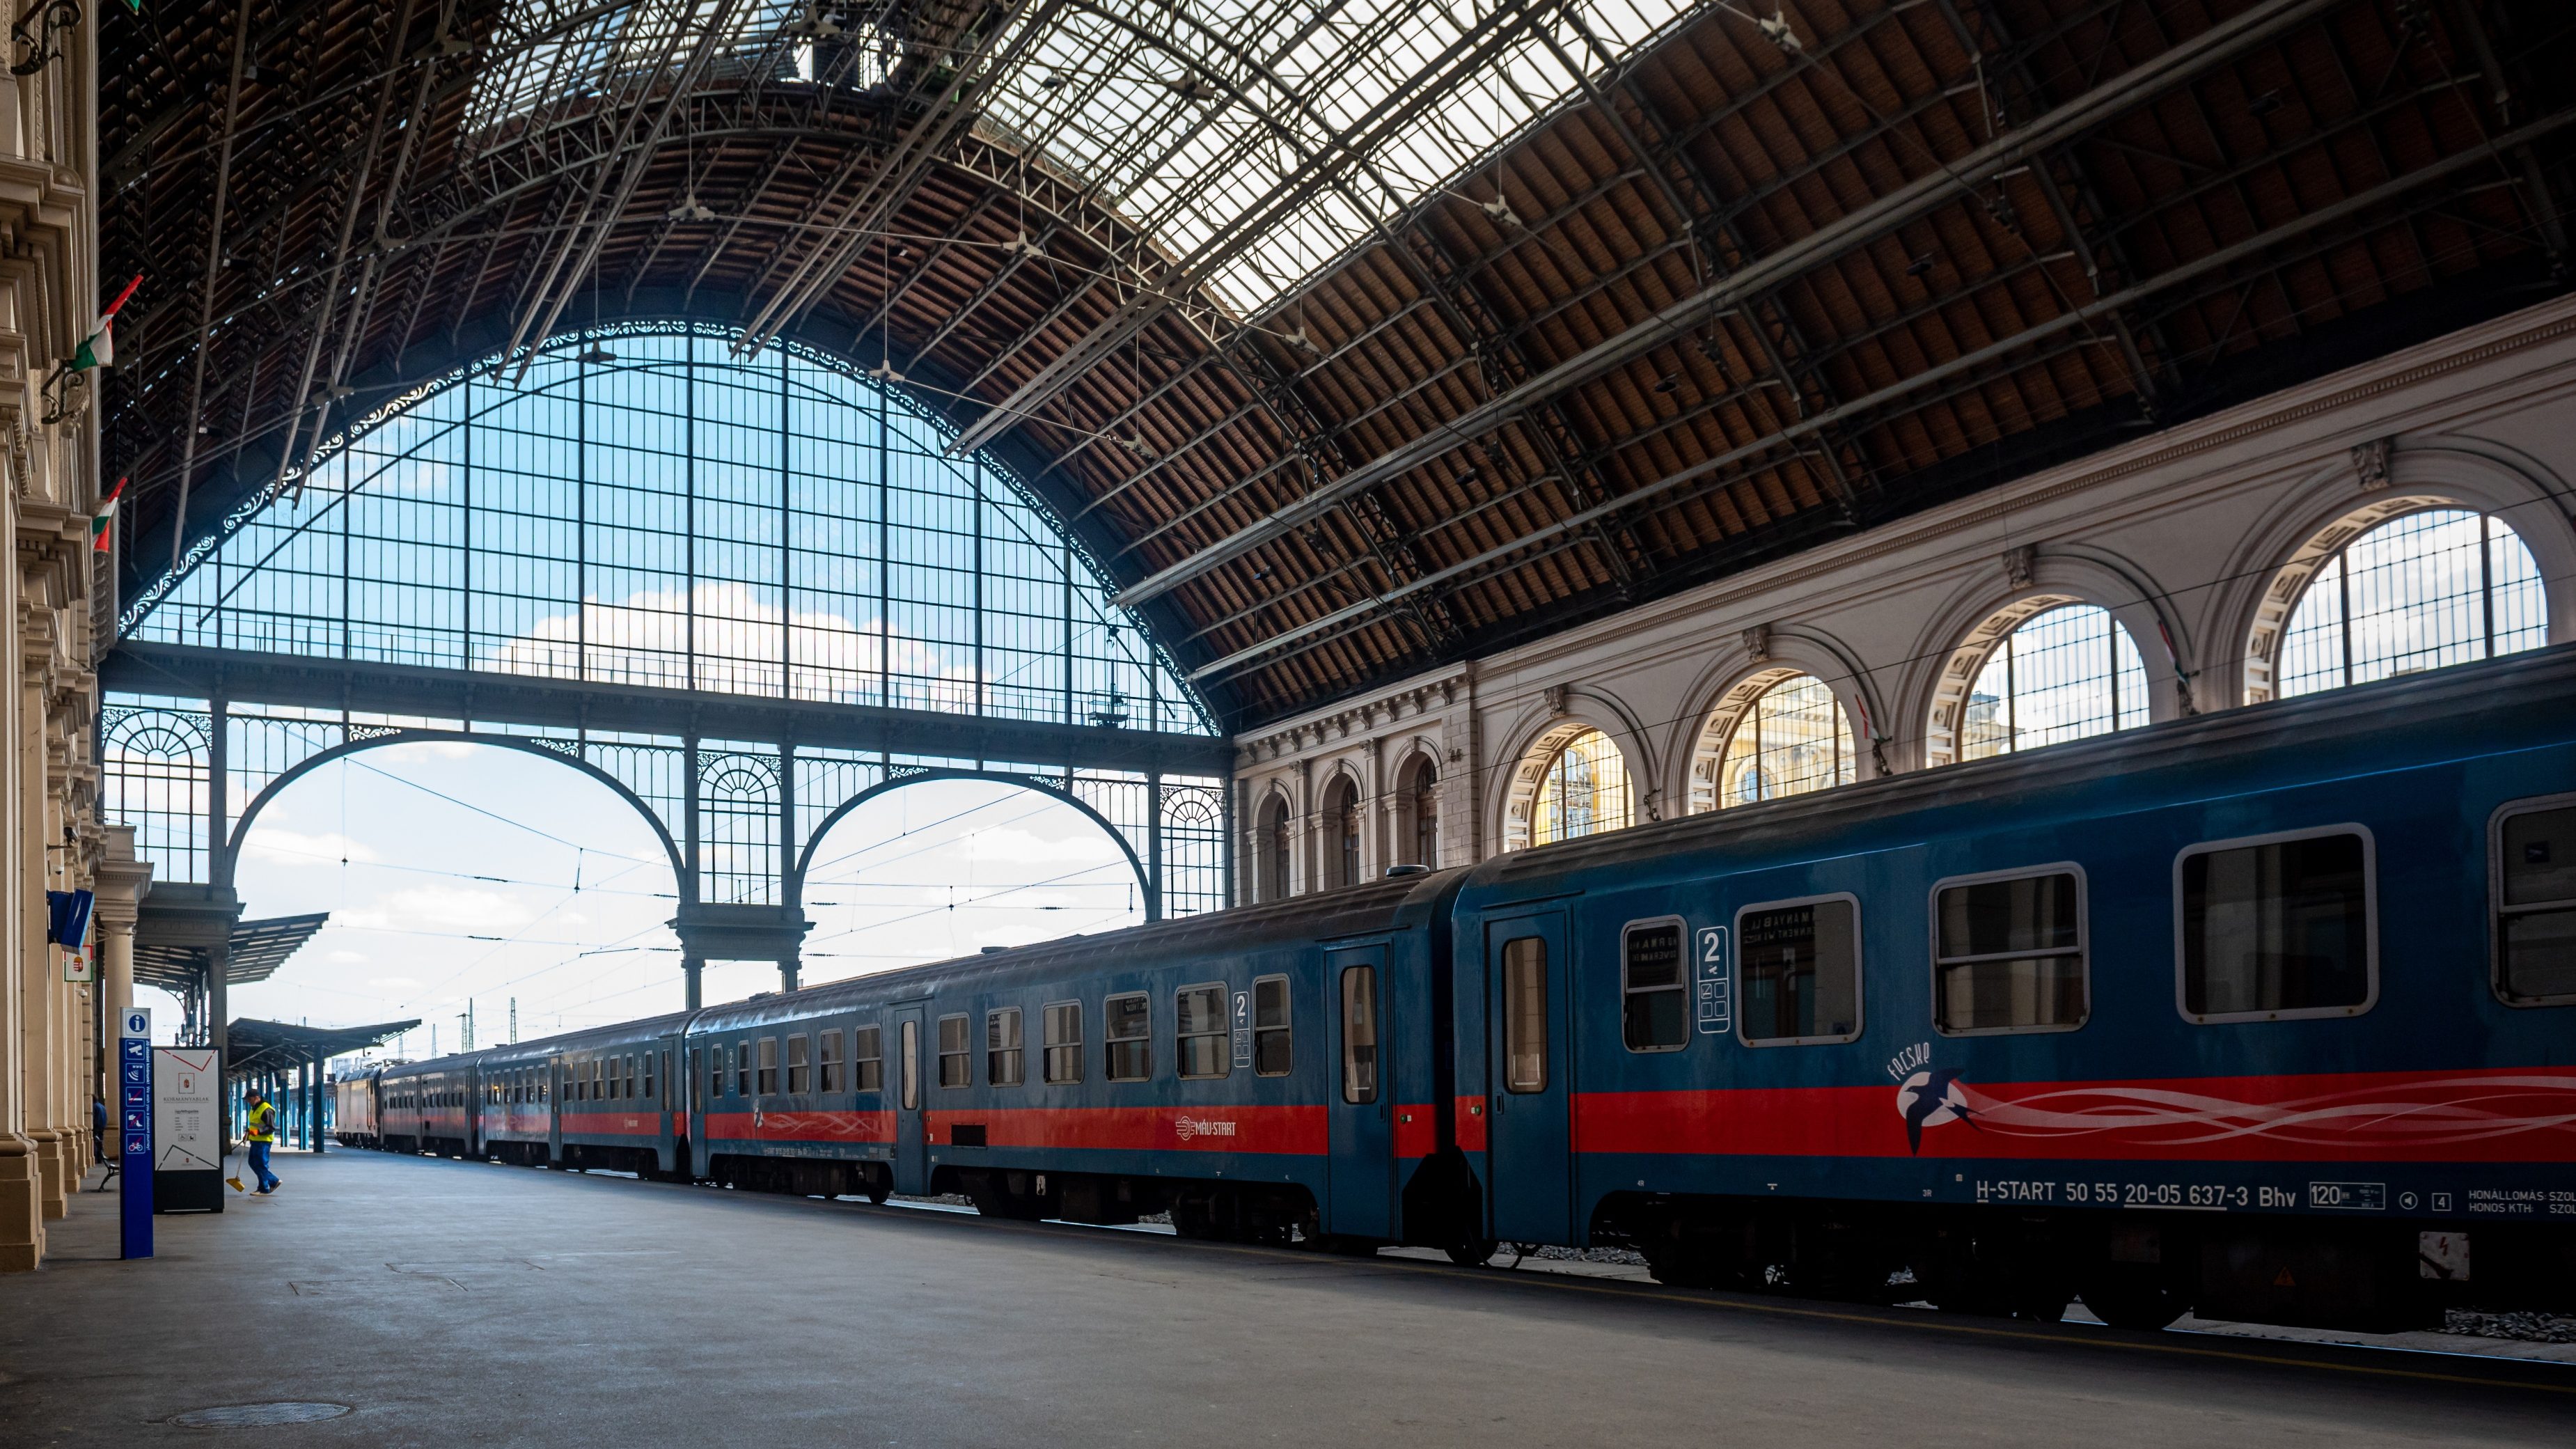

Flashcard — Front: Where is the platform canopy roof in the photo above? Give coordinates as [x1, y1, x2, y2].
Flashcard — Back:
[132, 911, 333, 995]
[226, 1017, 423, 1076]
[102, 0, 2576, 725]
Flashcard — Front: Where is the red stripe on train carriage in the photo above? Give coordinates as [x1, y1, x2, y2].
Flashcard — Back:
[1569, 1065, 2576, 1163]
[919, 1104, 1331, 1155]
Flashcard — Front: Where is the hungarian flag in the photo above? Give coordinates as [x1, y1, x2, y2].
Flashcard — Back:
[92, 477, 125, 554]
[71, 274, 143, 373]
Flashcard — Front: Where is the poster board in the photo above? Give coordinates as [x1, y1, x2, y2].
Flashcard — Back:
[152, 1047, 224, 1212]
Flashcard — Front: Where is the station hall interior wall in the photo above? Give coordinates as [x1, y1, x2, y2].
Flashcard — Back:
[0, 12, 124, 1274]
[1233, 293, 2576, 902]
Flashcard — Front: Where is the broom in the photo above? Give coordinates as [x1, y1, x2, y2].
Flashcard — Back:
[225, 1143, 246, 1194]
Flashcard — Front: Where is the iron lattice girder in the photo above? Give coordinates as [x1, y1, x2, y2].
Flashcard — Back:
[105, 643, 1235, 778]
[1110, 0, 2352, 613]
[1187, 104, 2576, 687]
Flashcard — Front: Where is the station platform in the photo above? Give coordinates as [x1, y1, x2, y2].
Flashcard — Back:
[1, 1150, 2569, 1446]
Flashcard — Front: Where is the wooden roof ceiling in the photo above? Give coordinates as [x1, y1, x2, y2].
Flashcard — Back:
[102, 0, 2576, 728]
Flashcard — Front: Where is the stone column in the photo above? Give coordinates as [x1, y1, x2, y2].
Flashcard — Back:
[20, 647, 63, 1221]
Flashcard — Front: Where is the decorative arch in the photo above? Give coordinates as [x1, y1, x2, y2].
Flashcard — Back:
[1252, 783, 1296, 902]
[1387, 737, 1443, 870]
[222, 730, 687, 891]
[1501, 716, 1634, 852]
[2218, 443, 2576, 706]
[1317, 767, 1366, 890]
[1687, 666, 1855, 811]
[1908, 548, 2187, 769]
[1670, 625, 1885, 807]
[787, 767, 1155, 914]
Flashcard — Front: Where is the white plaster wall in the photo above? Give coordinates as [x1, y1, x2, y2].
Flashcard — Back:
[1232, 294, 2576, 904]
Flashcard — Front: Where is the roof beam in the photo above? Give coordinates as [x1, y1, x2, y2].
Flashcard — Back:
[1110, 0, 2349, 613]
[1186, 103, 2576, 686]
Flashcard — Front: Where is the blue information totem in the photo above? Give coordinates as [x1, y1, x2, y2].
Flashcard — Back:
[118, 1007, 152, 1260]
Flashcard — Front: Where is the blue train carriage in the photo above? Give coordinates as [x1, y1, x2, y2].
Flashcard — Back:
[683, 869, 1472, 1249]
[379, 1053, 482, 1158]
[473, 1037, 563, 1168]
[549, 1012, 691, 1179]
[1450, 644, 2576, 1333]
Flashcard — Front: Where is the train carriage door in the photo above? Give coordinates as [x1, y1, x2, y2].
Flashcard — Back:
[686, 1046, 707, 1179]
[547, 1062, 564, 1165]
[1486, 911, 1573, 1246]
[1326, 946, 1394, 1240]
[892, 1005, 928, 1196]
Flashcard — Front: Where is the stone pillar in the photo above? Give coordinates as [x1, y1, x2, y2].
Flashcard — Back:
[683, 956, 703, 1012]
[21, 650, 63, 1222]
[777, 956, 796, 995]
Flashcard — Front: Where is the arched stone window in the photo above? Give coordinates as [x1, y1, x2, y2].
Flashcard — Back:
[1690, 669, 1853, 812]
[1532, 728, 1631, 847]
[1257, 793, 1291, 902]
[1926, 596, 2154, 766]
[1394, 755, 1438, 868]
[1323, 775, 1362, 889]
[1957, 603, 2149, 760]
[2274, 508, 2545, 698]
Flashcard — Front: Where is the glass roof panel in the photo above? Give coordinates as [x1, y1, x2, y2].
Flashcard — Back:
[460, 1, 1698, 313]
[976, 0, 1697, 315]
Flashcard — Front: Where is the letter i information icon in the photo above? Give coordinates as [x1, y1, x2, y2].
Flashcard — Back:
[119, 1008, 152, 1260]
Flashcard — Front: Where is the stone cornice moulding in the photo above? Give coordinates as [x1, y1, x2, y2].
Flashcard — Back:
[1242, 666, 1474, 761]
[1456, 291, 2576, 689]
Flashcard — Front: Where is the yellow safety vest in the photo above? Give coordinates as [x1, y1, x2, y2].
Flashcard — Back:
[247, 1102, 278, 1143]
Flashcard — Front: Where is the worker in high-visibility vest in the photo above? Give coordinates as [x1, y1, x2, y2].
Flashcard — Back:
[244, 1088, 282, 1195]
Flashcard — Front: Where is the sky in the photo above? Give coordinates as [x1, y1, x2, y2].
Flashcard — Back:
[132, 742, 1143, 1065]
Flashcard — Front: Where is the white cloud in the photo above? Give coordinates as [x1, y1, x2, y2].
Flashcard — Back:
[239, 826, 380, 866]
[479, 581, 985, 707]
[339, 884, 531, 934]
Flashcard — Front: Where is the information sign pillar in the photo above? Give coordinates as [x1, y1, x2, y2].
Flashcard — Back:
[117, 1008, 152, 1259]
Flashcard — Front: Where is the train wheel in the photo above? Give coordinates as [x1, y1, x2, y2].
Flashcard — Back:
[2078, 1266, 2190, 1331]
[1445, 1237, 1498, 1267]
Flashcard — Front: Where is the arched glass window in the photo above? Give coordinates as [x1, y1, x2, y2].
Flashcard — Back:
[1324, 777, 1361, 888]
[1719, 674, 1853, 806]
[1962, 604, 2149, 760]
[130, 326, 1211, 735]
[1532, 729, 1630, 846]
[2278, 509, 2545, 697]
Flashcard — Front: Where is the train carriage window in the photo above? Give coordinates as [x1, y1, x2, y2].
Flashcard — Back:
[938, 1015, 973, 1088]
[820, 1030, 847, 1092]
[2179, 828, 2375, 1021]
[737, 1042, 753, 1098]
[1253, 976, 1293, 1076]
[1503, 938, 1548, 1092]
[1738, 896, 1863, 1044]
[900, 1020, 920, 1111]
[1621, 919, 1688, 1051]
[1934, 869, 2088, 1035]
[708, 1047, 725, 1099]
[988, 1009, 1025, 1087]
[757, 1038, 780, 1096]
[1177, 985, 1230, 1080]
[854, 1026, 883, 1092]
[1105, 994, 1151, 1082]
[1340, 967, 1379, 1104]
[2496, 799, 2576, 1005]
[787, 1035, 811, 1095]
[592, 1059, 606, 1099]
[1042, 1003, 1083, 1085]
